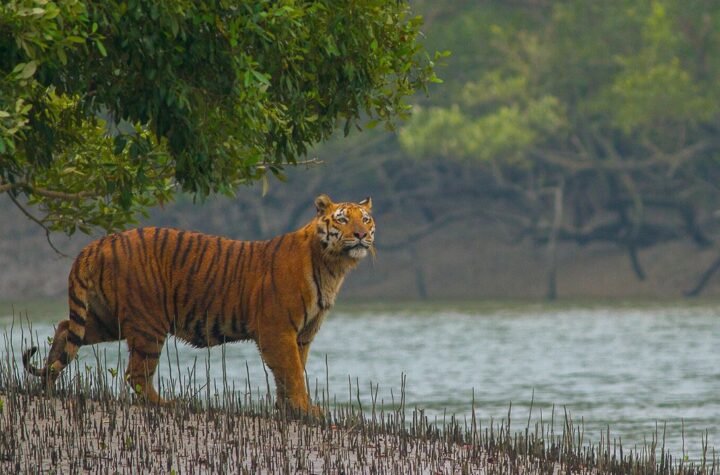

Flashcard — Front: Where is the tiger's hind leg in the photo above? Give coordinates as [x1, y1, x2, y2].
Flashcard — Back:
[124, 329, 167, 404]
[23, 281, 90, 387]
[45, 320, 70, 376]
[23, 320, 70, 385]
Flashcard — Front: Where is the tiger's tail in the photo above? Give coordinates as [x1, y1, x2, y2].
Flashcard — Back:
[23, 259, 90, 385]
[22, 347, 46, 377]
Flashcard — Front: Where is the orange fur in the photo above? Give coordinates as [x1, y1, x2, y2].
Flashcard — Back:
[23, 194, 375, 415]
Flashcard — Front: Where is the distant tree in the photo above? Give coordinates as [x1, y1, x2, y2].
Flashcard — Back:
[399, 0, 720, 296]
[0, 0, 439, 237]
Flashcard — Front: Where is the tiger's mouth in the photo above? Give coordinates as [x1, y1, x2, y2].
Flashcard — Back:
[343, 241, 372, 259]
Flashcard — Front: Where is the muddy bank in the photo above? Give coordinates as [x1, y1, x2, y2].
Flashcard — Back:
[1, 392, 549, 474]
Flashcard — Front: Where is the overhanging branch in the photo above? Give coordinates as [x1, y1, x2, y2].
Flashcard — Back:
[0, 179, 92, 201]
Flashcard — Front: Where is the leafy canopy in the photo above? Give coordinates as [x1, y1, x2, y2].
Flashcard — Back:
[1, 0, 439, 234]
[401, 0, 720, 167]
[399, 0, 720, 273]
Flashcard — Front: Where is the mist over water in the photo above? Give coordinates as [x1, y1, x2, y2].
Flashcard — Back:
[3, 301, 719, 459]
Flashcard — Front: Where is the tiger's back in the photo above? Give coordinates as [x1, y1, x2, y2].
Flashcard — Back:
[78, 228, 285, 347]
[23, 194, 375, 415]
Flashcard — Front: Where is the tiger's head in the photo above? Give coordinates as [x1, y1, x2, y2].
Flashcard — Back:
[314, 194, 375, 260]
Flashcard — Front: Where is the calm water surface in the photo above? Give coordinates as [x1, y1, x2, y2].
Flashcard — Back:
[2, 300, 718, 459]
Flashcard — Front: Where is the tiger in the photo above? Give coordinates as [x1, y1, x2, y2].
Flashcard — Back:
[23, 194, 375, 416]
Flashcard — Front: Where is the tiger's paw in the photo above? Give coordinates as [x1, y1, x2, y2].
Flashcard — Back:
[278, 399, 326, 422]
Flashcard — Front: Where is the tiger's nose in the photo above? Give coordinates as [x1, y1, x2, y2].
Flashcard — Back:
[354, 231, 367, 239]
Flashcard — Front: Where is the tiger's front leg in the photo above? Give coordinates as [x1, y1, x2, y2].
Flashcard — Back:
[258, 329, 323, 418]
[125, 331, 167, 405]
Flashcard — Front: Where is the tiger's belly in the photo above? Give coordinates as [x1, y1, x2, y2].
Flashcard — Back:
[170, 312, 253, 348]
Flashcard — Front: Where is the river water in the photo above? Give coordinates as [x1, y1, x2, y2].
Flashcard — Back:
[2, 300, 718, 459]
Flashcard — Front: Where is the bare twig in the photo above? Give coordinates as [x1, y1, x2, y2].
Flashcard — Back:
[5, 193, 70, 258]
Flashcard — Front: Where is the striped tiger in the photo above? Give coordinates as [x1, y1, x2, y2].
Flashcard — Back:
[23, 194, 375, 416]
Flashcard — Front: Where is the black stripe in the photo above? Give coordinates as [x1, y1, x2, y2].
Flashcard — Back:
[181, 239, 213, 312]
[254, 277, 264, 330]
[127, 300, 165, 336]
[159, 228, 171, 257]
[132, 348, 161, 360]
[191, 238, 211, 274]
[218, 242, 235, 323]
[146, 247, 167, 322]
[195, 241, 224, 316]
[183, 303, 197, 333]
[228, 241, 244, 292]
[193, 317, 206, 347]
[68, 288, 84, 309]
[71, 263, 88, 291]
[118, 232, 132, 260]
[301, 294, 308, 329]
[323, 259, 337, 279]
[172, 285, 182, 328]
[232, 241, 245, 279]
[130, 241, 154, 302]
[268, 235, 285, 297]
[181, 268, 198, 309]
[178, 234, 195, 267]
[230, 306, 240, 337]
[161, 284, 172, 328]
[170, 231, 187, 267]
[246, 242, 255, 271]
[117, 232, 127, 255]
[211, 317, 224, 345]
[137, 230, 162, 303]
[270, 235, 286, 261]
[67, 330, 83, 346]
[152, 227, 160, 251]
[137, 228, 148, 261]
[287, 310, 299, 333]
[58, 351, 70, 365]
[236, 242, 251, 338]
[89, 308, 119, 339]
[129, 324, 164, 344]
[312, 265, 324, 309]
[97, 252, 107, 302]
[69, 310, 85, 325]
[219, 240, 234, 288]
[151, 231, 171, 324]
[239, 314, 249, 339]
[110, 238, 120, 316]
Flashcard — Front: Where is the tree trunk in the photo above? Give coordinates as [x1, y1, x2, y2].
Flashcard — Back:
[685, 254, 720, 297]
[546, 185, 563, 300]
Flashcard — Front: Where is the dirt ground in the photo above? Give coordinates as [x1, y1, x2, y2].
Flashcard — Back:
[0, 392, 563, 474]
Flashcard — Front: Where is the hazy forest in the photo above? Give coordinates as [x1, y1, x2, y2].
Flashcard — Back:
[3, 0, 720, 301]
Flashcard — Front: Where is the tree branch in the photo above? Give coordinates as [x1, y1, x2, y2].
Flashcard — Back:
[5, 193, 70, 258]
[0, 179, 93, 201]
[528, 149, 664, 173]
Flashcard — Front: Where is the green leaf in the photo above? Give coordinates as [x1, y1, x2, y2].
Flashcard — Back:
[95, 39, 107, 57]
[17, 61, 38, 79]
[251, 69, 270, 85]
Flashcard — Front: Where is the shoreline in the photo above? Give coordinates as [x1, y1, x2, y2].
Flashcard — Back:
[1, 390, 717, 474]
[0, 392, 510, 474]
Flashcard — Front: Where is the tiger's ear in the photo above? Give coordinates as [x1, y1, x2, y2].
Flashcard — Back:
[359, 196, 372, 210]
[315, 194, 334, 214]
